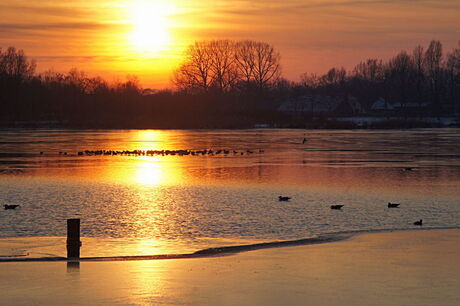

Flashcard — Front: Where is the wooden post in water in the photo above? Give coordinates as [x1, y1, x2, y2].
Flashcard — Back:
[67, 219, 81, 259]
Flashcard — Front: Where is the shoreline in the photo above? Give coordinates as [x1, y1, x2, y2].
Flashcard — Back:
[2, 226, 459, 263]
[1, 229, 459, 305]
[1, 125, 460, 131]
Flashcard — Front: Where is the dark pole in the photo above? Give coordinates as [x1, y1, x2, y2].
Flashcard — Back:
[67, 219, 81, 259]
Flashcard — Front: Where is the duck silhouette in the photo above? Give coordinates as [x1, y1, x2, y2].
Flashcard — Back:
[278, 196, 291, 201]
[388, 202, 400, 208]
[413, 219, 423, 226]
[330, 205, 344, 210]
[4, 204, 19, 210]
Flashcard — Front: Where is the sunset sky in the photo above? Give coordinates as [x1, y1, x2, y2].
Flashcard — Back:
[1, 0, 459, 88]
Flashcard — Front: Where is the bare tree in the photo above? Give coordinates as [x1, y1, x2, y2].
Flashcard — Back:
[424, 40, 443, 110]
[446, 42, 460, 114]
[86, 76, 110, 95]
[0, 46, 36, 81]
[0, 47, 37, 118]
[66, 68, 89, 93]
[115, 75, 141, 95]
[299, 72, 320, 88]
[235, 40, 256, 85]
[388, 51, 414, 112]
[320, 67, 346, 87]
[39, 69, 65, 86]
[173, 41, 214, 92]
[174, 39, 281, 92]
[208, 40, 237, 91]
[252, 42, 281, 89]
[352, 59, 383, 82]
[411, 45, 425, 108]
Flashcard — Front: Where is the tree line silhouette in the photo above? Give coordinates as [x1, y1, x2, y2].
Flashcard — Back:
[0, 39, 459, 129]
[300, 40, 460, 117]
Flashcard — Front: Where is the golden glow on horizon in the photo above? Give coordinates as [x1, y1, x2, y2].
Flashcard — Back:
[127, 0, 175, 56]
[1, 0, 459, 88]
[134, 130, 169, 151]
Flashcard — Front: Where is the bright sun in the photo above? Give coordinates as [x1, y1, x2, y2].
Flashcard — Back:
[129, 1, 174, 55]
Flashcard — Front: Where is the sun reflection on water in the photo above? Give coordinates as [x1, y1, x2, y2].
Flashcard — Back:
[126, 130, 182, 186]
[135, 159, 166, 186]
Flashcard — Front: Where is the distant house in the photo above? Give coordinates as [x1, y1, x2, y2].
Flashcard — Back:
[393, 102, 431, 111]
[334, 96, 365, 116]
[371, 98, 430, 114]
[278, 95, 363, 116]
[278, 95, 338, 114]
[371, 98, 394, 111]
[141, 88, 159, 96]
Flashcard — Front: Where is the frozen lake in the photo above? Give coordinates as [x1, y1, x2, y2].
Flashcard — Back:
[1, 129, 459, 257]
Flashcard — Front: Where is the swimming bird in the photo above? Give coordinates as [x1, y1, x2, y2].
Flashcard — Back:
[278, 196, 291, 201]
[330, 205, 344, 210]
[413, 219, 423, 226]
[4, 204, 19, 210]
[404, 167, 413, 171]
[388, 202, 400, 208]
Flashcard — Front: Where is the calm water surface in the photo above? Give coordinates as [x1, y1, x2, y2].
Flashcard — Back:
[0, 129, 459, 257]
